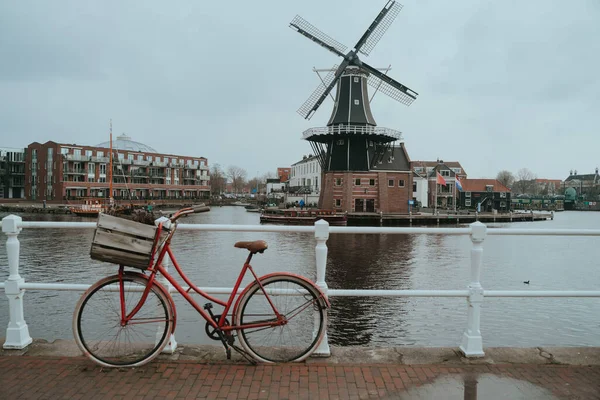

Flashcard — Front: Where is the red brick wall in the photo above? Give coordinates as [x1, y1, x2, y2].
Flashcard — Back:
[319, 171, 412, 214]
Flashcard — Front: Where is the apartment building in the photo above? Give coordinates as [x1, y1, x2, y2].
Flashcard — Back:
[25, 135, 210, 202]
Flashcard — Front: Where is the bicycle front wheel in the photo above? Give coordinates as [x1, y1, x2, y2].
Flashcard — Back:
[73, 273, 174, 368]
[235, 274, 327, 363]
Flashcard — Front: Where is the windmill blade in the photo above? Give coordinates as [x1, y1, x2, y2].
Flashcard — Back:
[361, 61, 418, 106]
[354, 1, 402, 56]
[290, 15, 348, 57]
[298, 61, 348, 119]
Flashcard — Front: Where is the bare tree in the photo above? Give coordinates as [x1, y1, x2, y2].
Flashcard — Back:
[515, 168, 536, 194]
[496, 170, 515, 188]
[210, 163, 226, 195]
[227, 165, 247, 194]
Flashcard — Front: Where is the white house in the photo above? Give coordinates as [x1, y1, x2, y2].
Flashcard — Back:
[290, 154, 321, 191]
[288, 154, 321, 205]
[412, 171, 428, 207]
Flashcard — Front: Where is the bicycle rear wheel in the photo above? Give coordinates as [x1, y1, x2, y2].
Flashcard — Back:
[234, 274, 327, 363]
[73, 273, 174, 368]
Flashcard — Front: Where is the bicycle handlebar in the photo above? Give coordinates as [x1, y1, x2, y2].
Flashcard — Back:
[169, 207, 195, 223]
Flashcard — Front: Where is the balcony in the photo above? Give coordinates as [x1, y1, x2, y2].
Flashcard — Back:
[184, 164, 199, 170]
[64, 154, 89, 162]
[153, 161, 166, 167]
[90, 156, 110, 163]
[64, 169, 86, 175]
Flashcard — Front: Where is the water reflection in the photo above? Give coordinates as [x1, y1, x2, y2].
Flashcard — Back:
[326, 233, 415, 346]
[394, 373, 558, 400]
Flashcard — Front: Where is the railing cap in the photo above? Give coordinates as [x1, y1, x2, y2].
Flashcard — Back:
[314, 219, 330, 240]
[470, 221, 487, 241]
[2, 214, 22, 234]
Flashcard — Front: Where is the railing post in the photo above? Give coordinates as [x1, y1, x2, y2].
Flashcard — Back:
[460, 221, 486, 357]
[2, 215, 33, 349]
[312, 219, 330, 357]
[160, 251, 178, 353]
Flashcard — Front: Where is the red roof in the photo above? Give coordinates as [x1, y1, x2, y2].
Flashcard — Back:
[461, 179, 510, 192]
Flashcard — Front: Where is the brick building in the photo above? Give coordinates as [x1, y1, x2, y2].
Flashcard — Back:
[24, 134, 210, 203]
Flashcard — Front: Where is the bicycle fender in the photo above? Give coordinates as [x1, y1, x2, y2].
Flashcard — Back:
[125, 271, 178, 334]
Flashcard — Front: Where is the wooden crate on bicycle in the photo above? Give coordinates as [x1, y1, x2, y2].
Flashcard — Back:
[90, 213, 163, 269]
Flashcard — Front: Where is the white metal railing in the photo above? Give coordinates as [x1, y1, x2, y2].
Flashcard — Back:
[2, 215, 600, 357]
[302, 125, 404, 141]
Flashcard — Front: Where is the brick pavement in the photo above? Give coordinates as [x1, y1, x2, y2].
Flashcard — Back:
[0, 356, 599, 399]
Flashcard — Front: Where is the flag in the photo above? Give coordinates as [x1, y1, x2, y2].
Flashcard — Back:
[455, 176, 463, 191]
[436, 172, 447, 186]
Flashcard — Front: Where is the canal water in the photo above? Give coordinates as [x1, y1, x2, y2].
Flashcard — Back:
[1, 207, 599, 348]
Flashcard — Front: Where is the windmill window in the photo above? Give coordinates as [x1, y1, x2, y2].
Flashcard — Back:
[369, 179, 375, 186]
[355, 178, 361, 185]
[353, 77, 359, 83]
[335, 178, 342, 186]
[465, 191, 471, 198]
[335, 199, 341, 207]
[398, 179, 405, 187]
[466, 199, 471, 206]
[337, 139, 344, 145]
[388, 179, 394, 187]
[354, 99, 359, 105]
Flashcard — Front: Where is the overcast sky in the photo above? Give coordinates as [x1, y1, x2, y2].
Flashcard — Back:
[1, 0, 599, 180]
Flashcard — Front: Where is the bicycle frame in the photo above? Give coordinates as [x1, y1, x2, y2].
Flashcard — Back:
[119, 221, 285, 334]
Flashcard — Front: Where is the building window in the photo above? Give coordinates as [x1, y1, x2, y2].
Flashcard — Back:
[398, 179, 405, 187]
[452, 168, 462, 174]
[465, 191, 471, 198]
[388, 179, 394, 187]
[465, 199, 471, 206]
[355, 178, 361, 185]
[85, 150, 92, 157]
[369, 179, 375, 186]
[414, 167, 423, 173]
[97, 151, 104, 157]
[413, 182, 417, 192]
[128, 154, 133, 160]
[60, 147, 69, 155]
[335, 199, 341, 207]
[73, 149, 81, 156]
[441, 170, 450, 177]
[335, 178, 342, 186]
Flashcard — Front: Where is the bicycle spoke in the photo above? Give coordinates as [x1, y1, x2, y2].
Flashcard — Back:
[75, 275, 172, 367]
[236, 276, 326, 363]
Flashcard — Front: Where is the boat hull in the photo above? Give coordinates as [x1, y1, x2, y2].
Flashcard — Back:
[260, 209, 347, 226]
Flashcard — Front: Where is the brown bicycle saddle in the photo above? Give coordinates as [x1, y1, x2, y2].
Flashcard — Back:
[234, 240, 268, 254]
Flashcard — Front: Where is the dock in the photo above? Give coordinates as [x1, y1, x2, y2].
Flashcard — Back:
[348, 211, 554, 226]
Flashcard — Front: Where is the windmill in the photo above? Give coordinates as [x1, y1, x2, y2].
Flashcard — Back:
[289, 1, 419, 214]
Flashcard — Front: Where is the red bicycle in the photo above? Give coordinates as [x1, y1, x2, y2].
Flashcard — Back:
[73, 207, 329, 367]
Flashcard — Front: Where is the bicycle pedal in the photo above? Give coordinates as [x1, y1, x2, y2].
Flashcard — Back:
[203, 303, 213, 310]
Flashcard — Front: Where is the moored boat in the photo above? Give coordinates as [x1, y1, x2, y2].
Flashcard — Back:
[69, 199, 108, 217]
[260, 208, 347, 226]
